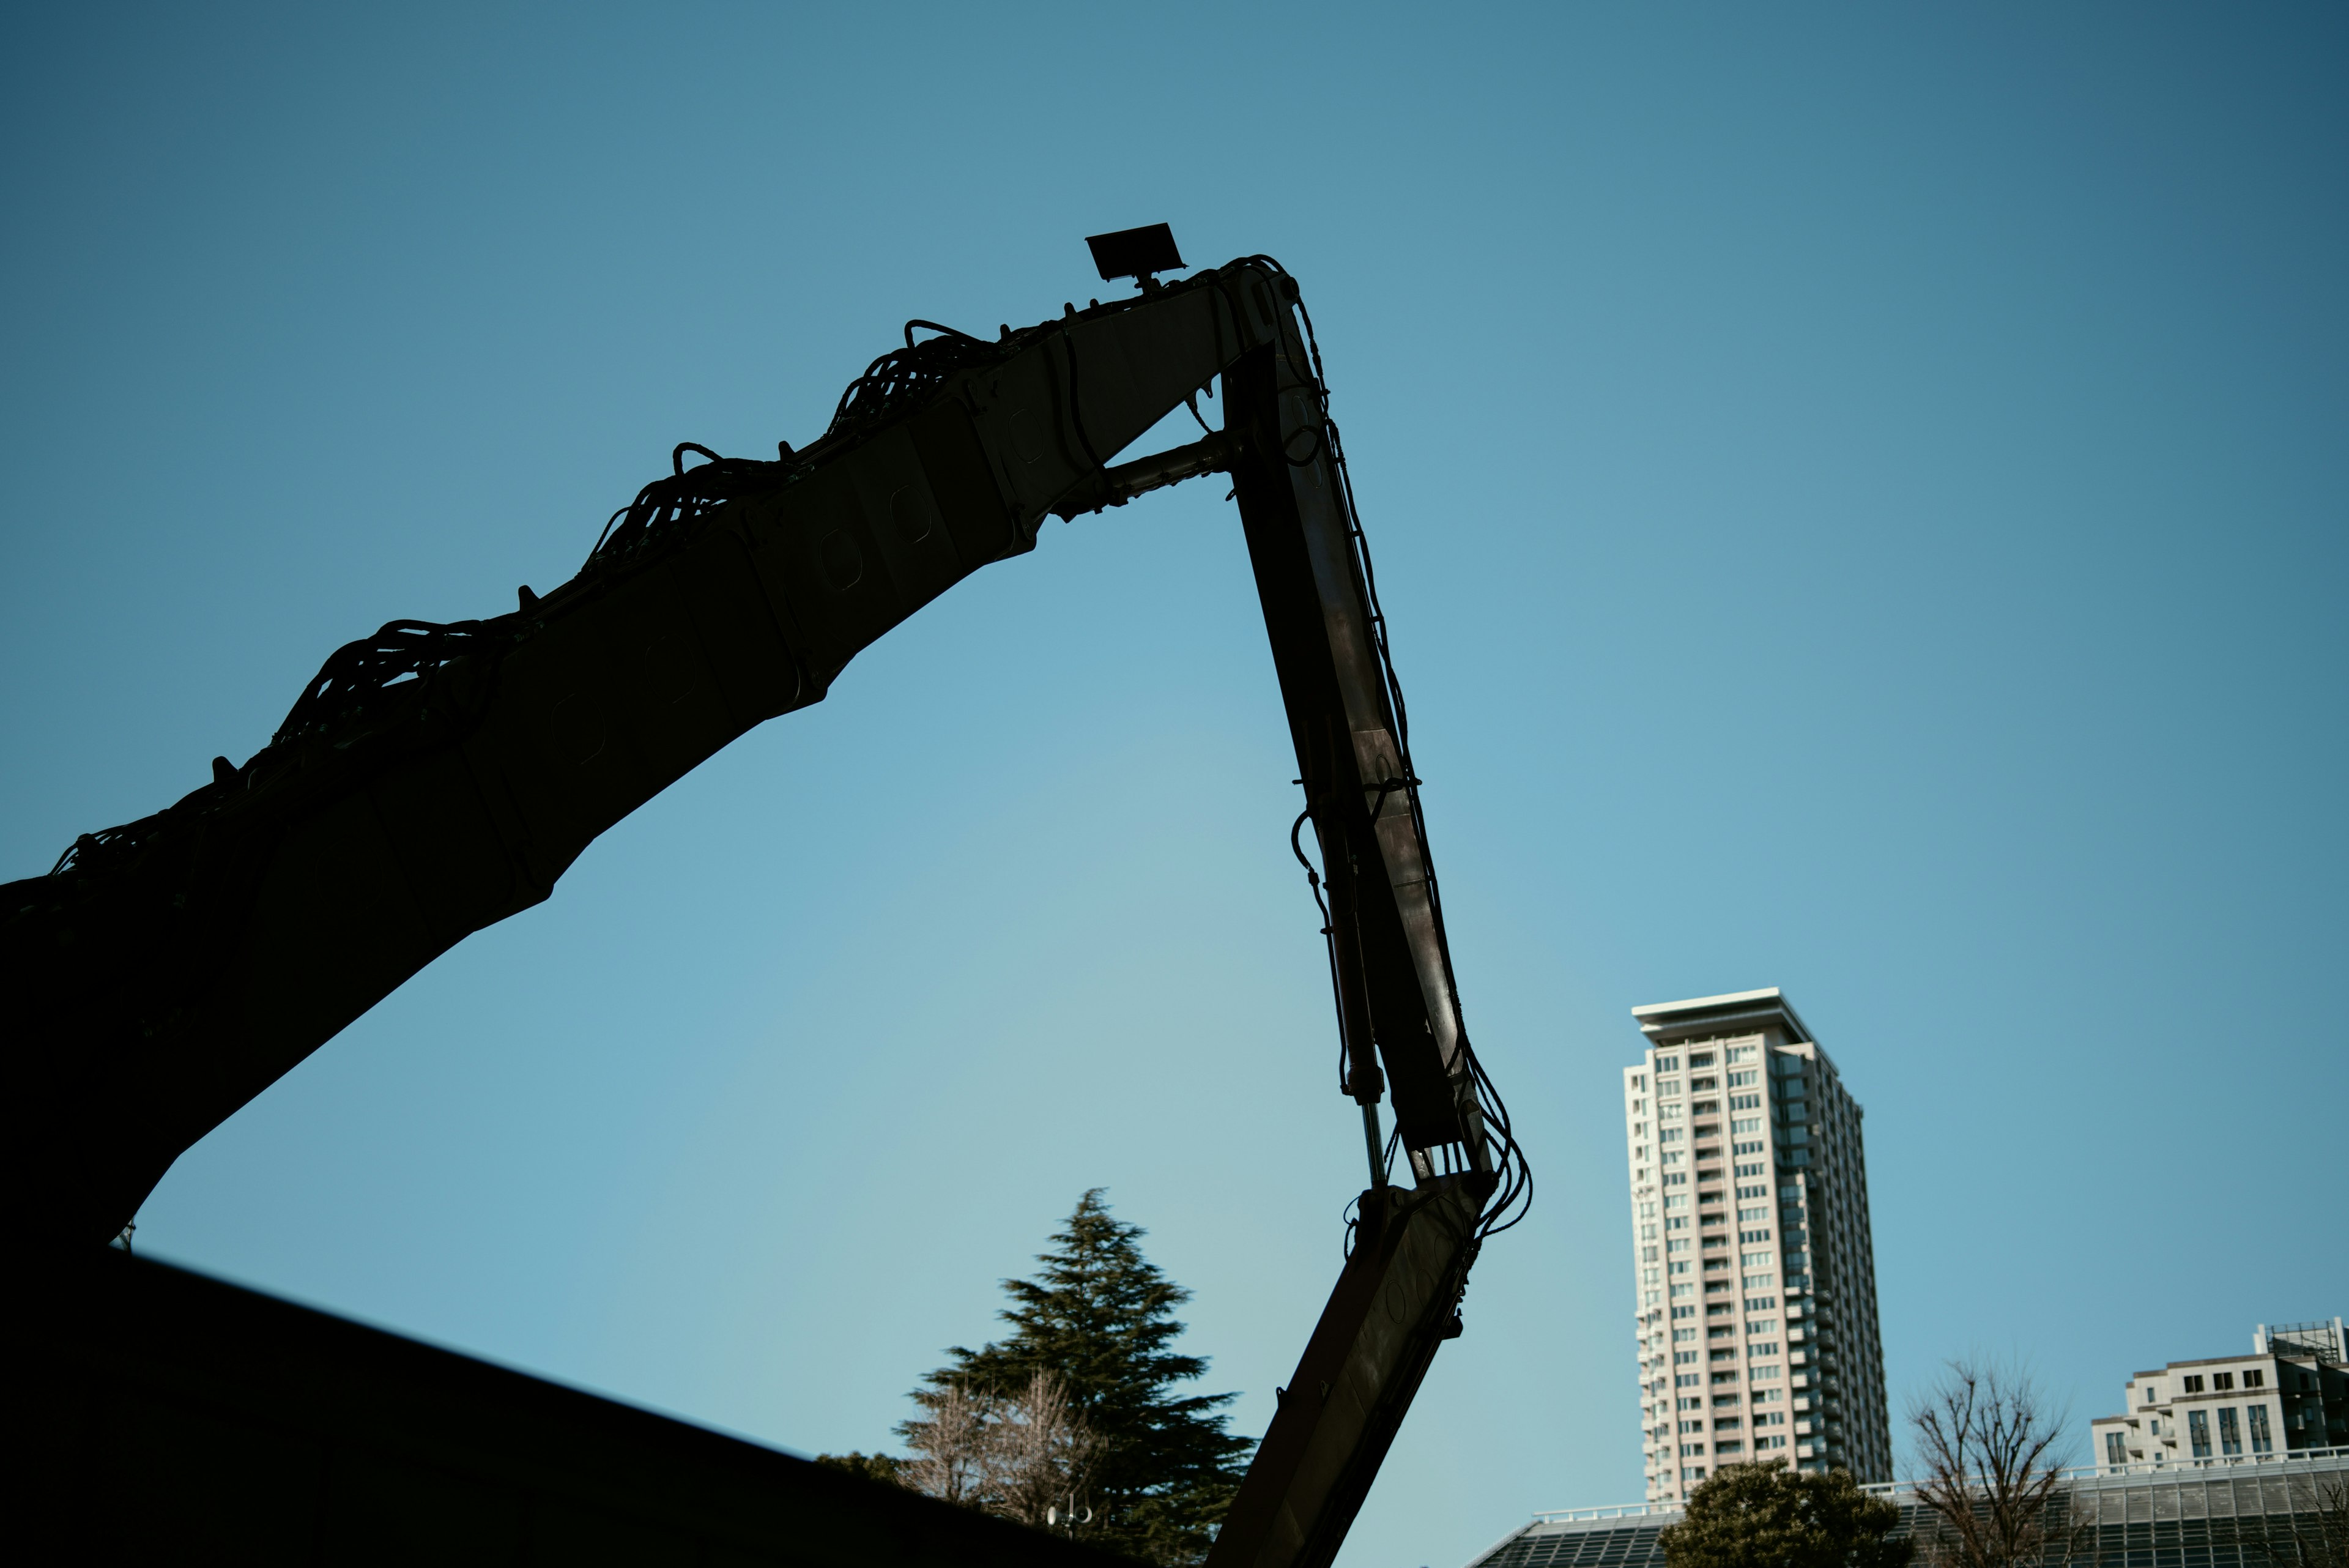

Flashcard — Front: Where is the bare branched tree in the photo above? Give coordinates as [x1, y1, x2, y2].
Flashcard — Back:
[902, 1380, 992, 1506]
[2256, 1473, 2349, 1568]
[1909, 1361, 2090, 1568]
[990, 1370, 1102, 1529]
[899, 1370, 1100, 1528]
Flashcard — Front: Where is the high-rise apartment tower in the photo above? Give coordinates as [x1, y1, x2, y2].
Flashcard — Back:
[1622, 989, 1892, 1503]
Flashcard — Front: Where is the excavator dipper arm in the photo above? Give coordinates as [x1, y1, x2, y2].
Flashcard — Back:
[2, 245, 1520, 1568]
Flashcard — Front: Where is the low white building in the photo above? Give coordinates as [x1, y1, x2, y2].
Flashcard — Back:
[2091, 1318, 2347, 1470]
[1462, 1447, 2349, 1568]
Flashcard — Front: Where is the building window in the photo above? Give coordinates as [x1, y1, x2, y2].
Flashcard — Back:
[2106, 1432, 2127, 1467]
[1690, 1052, 1715, 1068]
[2142, 1386, 2158, 1406]
[2189, 1410, 2211, 1457]
[2249, 1405, 2271, 1453]
[2244, 1370, 2264, 1389]
[2183, 1375, 2205, 1394]
[2214, 1372, 2235, 1391]
[2218, 1407, 2241, 1455]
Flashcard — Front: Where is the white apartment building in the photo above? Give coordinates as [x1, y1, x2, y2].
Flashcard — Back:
[2091, 1318, 2347, 1470]
[1622, 988, 1892, 1504]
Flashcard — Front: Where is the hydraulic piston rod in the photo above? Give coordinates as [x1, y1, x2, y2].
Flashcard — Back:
[1050, 431, 1233, 520]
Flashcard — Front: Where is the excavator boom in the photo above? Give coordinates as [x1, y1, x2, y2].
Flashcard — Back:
[4, 241, 1524, 1568]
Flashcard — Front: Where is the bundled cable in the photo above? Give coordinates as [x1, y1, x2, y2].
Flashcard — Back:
[587, 441, 798, 565]
[824, 319, 1011, 442]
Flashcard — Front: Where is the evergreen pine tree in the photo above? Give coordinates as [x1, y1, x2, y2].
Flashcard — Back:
[914, 1189, 1254, 1565]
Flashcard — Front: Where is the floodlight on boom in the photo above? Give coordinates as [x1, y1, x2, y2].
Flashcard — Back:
[1086, 223, 1186, 290]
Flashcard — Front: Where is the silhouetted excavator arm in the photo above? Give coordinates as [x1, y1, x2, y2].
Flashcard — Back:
[3, 239, 1524, 1568]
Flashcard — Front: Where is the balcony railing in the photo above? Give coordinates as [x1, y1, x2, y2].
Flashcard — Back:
[1528, 1503, 1680, 1524]
[2069, 1444, 2348, 1481]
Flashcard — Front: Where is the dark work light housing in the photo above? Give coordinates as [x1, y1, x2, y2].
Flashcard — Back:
[1086, 223, 1186, 286]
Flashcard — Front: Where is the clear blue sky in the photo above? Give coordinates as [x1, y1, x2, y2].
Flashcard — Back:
[4, 4, 2342, 1564]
